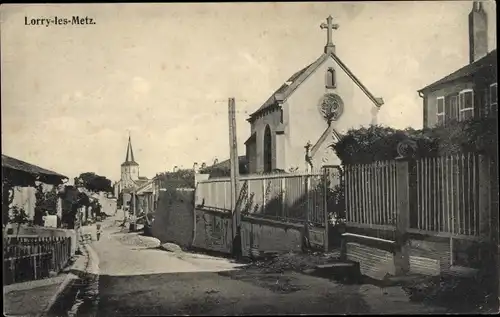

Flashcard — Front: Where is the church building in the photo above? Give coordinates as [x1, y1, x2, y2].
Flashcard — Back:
[245, 15, 384, 174]
[113, 135, 149, 201]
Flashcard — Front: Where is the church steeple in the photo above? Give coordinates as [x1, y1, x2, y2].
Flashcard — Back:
[125, 134, 136, 163]
[122, 133, 139, 167]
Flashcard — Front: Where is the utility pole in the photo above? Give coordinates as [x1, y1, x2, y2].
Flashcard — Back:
[228, 97, 241, 253]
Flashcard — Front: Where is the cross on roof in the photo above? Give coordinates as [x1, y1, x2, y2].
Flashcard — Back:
[320, 15, 339, 49]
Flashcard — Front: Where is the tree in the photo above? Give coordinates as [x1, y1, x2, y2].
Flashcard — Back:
[76, 172, 113, 193]
[9, 206, 29, 237]
[59, 186, 91, 229]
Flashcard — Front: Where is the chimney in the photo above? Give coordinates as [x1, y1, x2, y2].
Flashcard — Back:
[469, 1, 488, 64]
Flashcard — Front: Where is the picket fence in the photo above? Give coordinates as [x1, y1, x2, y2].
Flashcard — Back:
[345, 153, 485, 238]
[345, 160, 398, 228]
[3, 236, 72, 285]
[196, 170, 341, 225]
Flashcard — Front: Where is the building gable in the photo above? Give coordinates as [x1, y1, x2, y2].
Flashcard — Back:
[248, 52, 383, 125]
[286, 54, 382, 140]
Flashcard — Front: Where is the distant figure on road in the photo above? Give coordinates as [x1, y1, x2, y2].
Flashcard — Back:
[96, 223, 102, 241]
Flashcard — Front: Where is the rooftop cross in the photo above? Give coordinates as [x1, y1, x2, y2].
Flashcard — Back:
[320, 15, 339, 52]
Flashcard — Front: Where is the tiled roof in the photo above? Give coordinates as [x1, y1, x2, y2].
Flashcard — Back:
[2, 154, 68, 185]
[418, 49, 497, 93]
[200, 156, 248, 173]
[248, 55, 327, 120]
[248, 52, 384, 121]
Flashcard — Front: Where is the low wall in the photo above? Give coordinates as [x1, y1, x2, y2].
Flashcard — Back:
[408, 233, 486, 276]
[309, 226, 326, 250]
[152, 189, 195, 248]
[342, 233, 397, 280]
[342, 229, 488, 280]
[190, 210, 308, 257]
[408, 238, 450, 276]
[192, 208, 233, 254]
[241, 216, 303, 257]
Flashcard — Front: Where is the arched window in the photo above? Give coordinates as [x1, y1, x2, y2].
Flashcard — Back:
[263, 125, 272, 173]
[326, 67, 336, 88]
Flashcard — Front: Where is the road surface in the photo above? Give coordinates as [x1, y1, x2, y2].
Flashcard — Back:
[50, 212, 447, 316]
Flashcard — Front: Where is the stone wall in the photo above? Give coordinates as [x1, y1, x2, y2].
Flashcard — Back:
[192, 209, 233, 254]
[241, 217, 303, 257]
[152, 189, 195, 248]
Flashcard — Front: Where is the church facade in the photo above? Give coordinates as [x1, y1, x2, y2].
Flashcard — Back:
[245, 16, 384, 174]
[113, 135, 149, 202]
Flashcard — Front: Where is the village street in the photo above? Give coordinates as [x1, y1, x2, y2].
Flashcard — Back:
[46, 211, 447, 316]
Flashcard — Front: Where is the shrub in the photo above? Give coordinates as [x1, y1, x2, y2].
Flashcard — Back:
[156, 169, 195, 188]
[331, 118, 497, 165]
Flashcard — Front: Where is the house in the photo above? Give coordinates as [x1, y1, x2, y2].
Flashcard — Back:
[245, 15, 384, 174]
[113, 134, 150, 208]
[418, 2, 497, 128]
[2, 154, 68, 226]
[418, 2, 499, 305]
[134, 178, 157, 215]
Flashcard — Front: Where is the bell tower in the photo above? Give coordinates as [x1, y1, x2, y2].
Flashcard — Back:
[121, 134, 140, 183]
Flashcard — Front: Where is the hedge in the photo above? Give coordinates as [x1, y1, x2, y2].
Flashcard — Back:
[331, 118, 498, 165]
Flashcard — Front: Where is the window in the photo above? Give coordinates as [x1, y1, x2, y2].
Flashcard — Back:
[437, 97, 445, 125]
[263, 125, 272, 173]
[459, 89, 474, 121]
[445, 95, 459, 120]
[490, 83, 497, 114]
[326, 67, 336, 88]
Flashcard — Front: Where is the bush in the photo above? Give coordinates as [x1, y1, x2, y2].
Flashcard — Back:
[156, 169, 195, 188]
[332, 118, 497, 165]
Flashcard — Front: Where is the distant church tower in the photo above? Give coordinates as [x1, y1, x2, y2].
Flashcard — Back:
[121, 135, 140, 183]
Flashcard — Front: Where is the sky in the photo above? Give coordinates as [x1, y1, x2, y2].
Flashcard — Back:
[1, 1, 497, 182]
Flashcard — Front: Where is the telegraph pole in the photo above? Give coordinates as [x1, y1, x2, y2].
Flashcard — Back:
[228, 97, 241, 255]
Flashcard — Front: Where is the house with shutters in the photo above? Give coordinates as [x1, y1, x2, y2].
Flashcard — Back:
[244, 15, 384, 174]
[418, 2, 497, 128]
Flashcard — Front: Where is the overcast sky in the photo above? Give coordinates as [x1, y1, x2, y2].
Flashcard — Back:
[1, 2, 497, 181]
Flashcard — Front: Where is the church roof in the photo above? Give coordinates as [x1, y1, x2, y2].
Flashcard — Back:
[248, 52, 384, 122]
[121, 135, 139, 166]
[418, 49, 497, 94]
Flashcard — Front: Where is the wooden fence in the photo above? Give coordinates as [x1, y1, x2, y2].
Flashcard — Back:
[414, 154, 480, 236]
[344, 153, 487, 239]
[3, 236, 72, 285]
[345, 160, 398, 228]
[196, 170, 341, 225]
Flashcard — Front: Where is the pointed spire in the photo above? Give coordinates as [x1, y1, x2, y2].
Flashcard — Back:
[125, 133, 136, 163]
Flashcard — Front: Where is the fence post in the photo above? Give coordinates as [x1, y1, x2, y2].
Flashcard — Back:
[281, 178, 286, 219]
[262, 179, 266, 211]
[478, 155, 492, 238]
[323, 168, 329, 253]
[305, 174, 310, 223]
[394, 157, 414, 275]
[477, 154, 498, 305]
